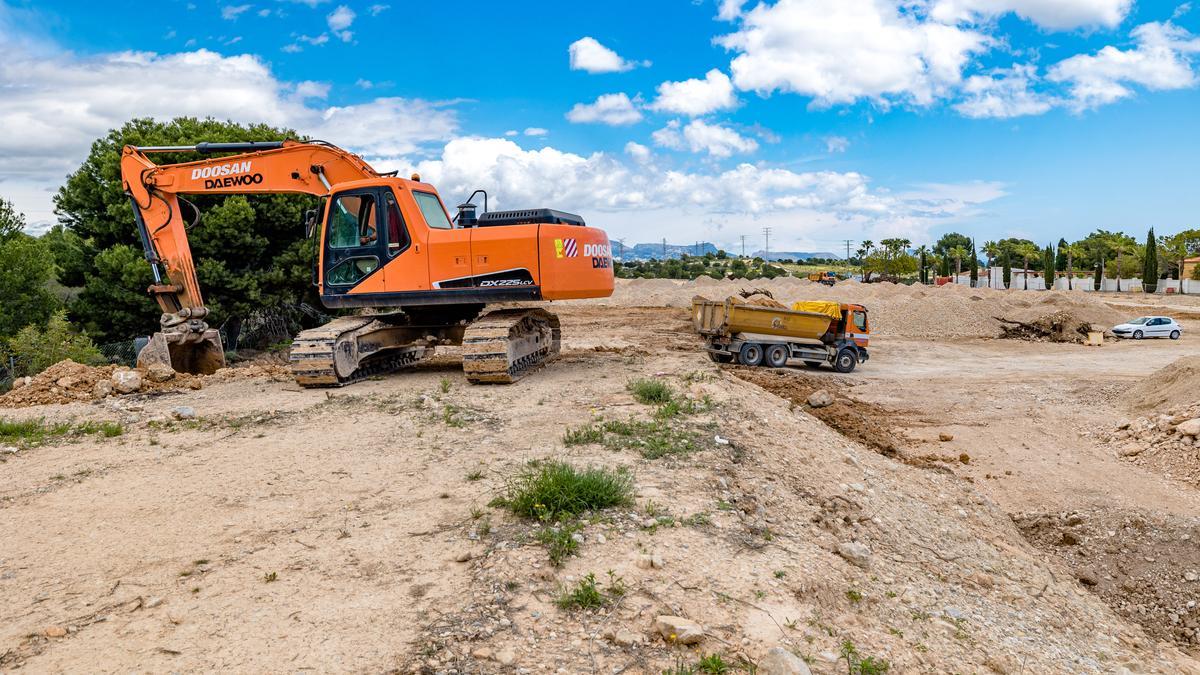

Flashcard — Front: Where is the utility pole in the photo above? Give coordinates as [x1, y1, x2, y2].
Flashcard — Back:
[843, 239, 853, 276]
[615, 239, 625, 258]
[662, 238, 667, 259]
[762, 227, 772, 259]
[740, 235, 747, 258]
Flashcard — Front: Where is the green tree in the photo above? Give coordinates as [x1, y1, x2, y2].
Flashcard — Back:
[969, 238, 979, 287]
[7, 311, 104, 377]
[0, 234, 60, 339]
[1055, 238, 1068, 272]
[1002, 249, 1012, 288]
[53, 117, 319, 342]
[1042, 245, 1055, 289]
[1013, 242, 1039, 290]
[915, 245, 930, 284]
[1143, 228, 1158, 293]
[0, 197, 25, 240]
[1061, 242, 1084, 290]
[1159, 229, 1200, 294]
[1108, 234, 1137, 292]
[933, 232, 972, 260]
[948, 245, 967, 281]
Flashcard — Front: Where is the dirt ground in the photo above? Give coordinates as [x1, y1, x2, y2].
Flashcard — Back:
[3, 290, 1200, 672]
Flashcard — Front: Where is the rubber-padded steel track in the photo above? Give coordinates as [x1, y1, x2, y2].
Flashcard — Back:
[288, 315, 427, 387]
[461, 308, 561, 384]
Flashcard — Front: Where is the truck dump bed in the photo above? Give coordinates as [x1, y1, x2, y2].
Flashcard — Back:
[691, 297, 836, 341]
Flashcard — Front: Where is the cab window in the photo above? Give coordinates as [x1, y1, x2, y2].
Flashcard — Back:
[853, 311, 867, 331]
[329, 194, 377, 248]
[413, 191, 453, 230]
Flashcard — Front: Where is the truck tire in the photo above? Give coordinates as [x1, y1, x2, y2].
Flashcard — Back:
[708, 351, 734, 363]
[738, 343, 764, 366]
[764, 344, 788, 368]
[833, 348, 857, 373]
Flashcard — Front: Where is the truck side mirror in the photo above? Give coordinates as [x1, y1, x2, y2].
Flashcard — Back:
[304, 208, 318, 238]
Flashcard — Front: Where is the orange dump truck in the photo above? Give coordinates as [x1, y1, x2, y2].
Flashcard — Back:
[691, 298, 870, 372]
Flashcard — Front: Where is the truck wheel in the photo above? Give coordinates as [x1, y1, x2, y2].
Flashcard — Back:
[764, 344, 788, 368]
[738, 343, 764, 366]
[833, 348, 857, 373]
[804, 361, 823, 369]
[708, 351, 733, 363]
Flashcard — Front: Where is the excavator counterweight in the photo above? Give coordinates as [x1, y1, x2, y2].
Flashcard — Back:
[119, 139, 614, 386]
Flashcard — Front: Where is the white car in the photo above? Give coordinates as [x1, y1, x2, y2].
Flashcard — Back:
[1111, 316, 1182, 340]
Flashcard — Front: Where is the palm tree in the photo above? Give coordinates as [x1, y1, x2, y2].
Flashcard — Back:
[1015, 242, 1038, 290]
[857, 240, 873, 281]
[1062, 242, 1084, 291]
[1109, 236, 1136, 292]
[948, 245, 967, 283]
[981, 240, 999, 287]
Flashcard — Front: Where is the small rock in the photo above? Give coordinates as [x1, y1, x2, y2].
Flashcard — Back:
[655, 615, 704, 645]
[807, 390, 834, 408]
[984, 654, 1018, 674]
[1117, 443, 1145, 457]
[1077, 569, 1100, 586]
[146, 363, 176, 383]
[43, 625, 67, 638]
[836, 541, 872, 569]
[938, 432, 954, 442]
[494, 647, 517, 666]
[1177, 418, 1200, 436]
[1059, 531, 1081, 546]
[454, 551, 473, 563]
[170, 406, 197, 421]
[594, 533, 607, 544]
[637, 553, 664, 569]
[757, 646, 812, 675]
[93, 380, 114, 399]
[641, 518, 657, 528]
[571, 532, 585, 544]
[970, 572, 994, 588]
[606, 628, 644, 646]
[714, 434, 730, 445]
[144, 596, 164, 609]
[1, 445, 17, 455]
[111, 370, 143, 394]
[1185, 572, 1197, 582]
[1065, 514, 1085, 526]
[10, 376, 29, 390]
[471, 647, 493, 660]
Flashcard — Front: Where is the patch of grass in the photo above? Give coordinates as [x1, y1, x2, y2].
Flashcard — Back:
[662, 657, 696, 675]
[627, 378, 673, 405]
[476, 517, 491, 537]
[841, 639, 890, 675]
[695, 654, 731, 674]
[1, 418, 127, 448]
[563, 424, 604, 446]
[555, 571, 626, 610]
[494, 460, 633, 522]
[681, 512, 712, 527]
[76, 421, 124, 437]
[846, 588, 863, 604]
[263, 571, 278, 583]
[654, 395, 714, 420]
[774, 569, 787, 579]
[439, 377, 451, 394]
[465, 468, 485, 482]
[537, 521, 582, 566]
[600, 418, 699, 459]
[441, 404, 465, 428]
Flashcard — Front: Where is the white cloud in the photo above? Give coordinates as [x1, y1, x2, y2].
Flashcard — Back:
[1048, 22, 1200, 110]
[624, 141, 652, 162]
[649, 69, 737, 116]
[954, 63, 1054, 117]
[717, 0, 747, 20]
[825, 135, 850, 152]
[565, 93, 643, 125]
[0, 43, 457, 228]
[504, 130, 519, 136]
[257, 8, 271, 17]
[568, 37, 645, 73]
[652, 119, 759, 157]
[221, 4, 253, 20]
[718, 0, 989, 107]
[369, 3, 390, 15]
[929, 0, 1132, 30]
[327, 5, 355, 41]
[523, 127, 549, 137]
[396, 137, 1002, 244]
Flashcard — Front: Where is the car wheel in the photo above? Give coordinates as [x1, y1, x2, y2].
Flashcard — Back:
[708, 351, 734, 363]
[833, 348, 857, 373]
[1171, 330, 1181, 340]
[1133, 330, 1143, 340]
[738, 343, 764, 366]
[764, 344, 788, 368]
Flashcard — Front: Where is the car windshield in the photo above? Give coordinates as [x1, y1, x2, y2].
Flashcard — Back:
[1127, 317, 1149, 325]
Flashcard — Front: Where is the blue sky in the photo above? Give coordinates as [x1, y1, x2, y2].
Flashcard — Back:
[1, 0, 1198, 253]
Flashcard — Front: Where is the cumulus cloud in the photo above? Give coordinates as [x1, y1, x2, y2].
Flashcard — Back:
[717, 0, 747, 20]
[221, 4, 253, 20]
[649, 69, 737, 116]
[396, 137, 1002, 244]
[718, 0, 989, 107]
[565, 93, 643, 125]
[954, 64, 1054, 117]
[624, 141, 652, 162]
[523, 127, 549, 136]
[651, 119, 759, 158]
[327, 5, 355, 41]
[568, 37, 646, 73]
[1048, 22, 1200, 110]
[825, 135, 850, 153]
[0, 42, 457, 227]
[929, 0, 1132, 30]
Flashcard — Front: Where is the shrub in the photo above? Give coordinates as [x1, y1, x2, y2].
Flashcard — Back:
[7, 311, 103, 377]
[496, 460, 633, 521]
[627, 378, 673, 405]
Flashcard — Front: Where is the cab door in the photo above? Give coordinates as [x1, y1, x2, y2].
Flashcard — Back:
[410, 188, 472, 289]
[322, 189, 386, 296]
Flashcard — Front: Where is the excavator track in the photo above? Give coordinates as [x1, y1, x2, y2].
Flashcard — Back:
[461, 308, 561, 384]
[289, 316, 428, 388]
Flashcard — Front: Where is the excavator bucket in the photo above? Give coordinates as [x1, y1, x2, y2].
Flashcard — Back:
[136, 330, 226, 375]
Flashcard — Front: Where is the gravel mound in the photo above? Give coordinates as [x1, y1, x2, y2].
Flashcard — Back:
[1121, 356, 1200, 413]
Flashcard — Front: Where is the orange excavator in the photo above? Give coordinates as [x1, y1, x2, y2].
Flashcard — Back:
[120, 140, 614, 386]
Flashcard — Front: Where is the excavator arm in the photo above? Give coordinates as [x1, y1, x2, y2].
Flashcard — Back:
[119, 139, 380, 373]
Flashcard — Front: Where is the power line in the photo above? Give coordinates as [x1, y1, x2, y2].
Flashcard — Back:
[762, 227, 772, 258]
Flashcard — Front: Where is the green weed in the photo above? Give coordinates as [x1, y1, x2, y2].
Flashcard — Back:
[627, 378, 673, 405]
[493, 460, 633, 521]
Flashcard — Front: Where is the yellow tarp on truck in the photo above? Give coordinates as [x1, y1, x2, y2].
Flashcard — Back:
[790, 301, 843, 321]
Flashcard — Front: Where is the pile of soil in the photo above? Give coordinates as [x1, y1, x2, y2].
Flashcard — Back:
[996, 310, 1094, 343]
[1121, 355, 1200, 413]
[725, 365, 906, 455]
[1014, 508, 1200, 648]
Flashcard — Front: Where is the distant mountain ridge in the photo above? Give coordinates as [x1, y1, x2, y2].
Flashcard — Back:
[616, 242, 841, 261]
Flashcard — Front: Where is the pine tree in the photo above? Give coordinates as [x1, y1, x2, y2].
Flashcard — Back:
[969, 238, 978, 287]
[1043, 245, 1055, 289]
[1002, 250, 1012, 288]
[1143, 227, 1158, 293]
[1055, 238, 1068, 271]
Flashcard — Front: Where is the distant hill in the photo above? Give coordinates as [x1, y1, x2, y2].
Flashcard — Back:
[751, 250, 842, 262]
[615, 243, 841, 261]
